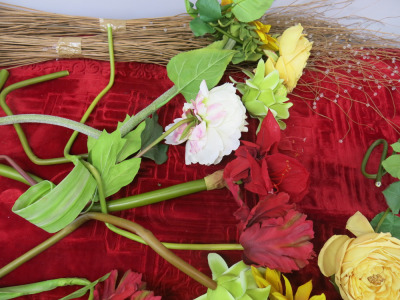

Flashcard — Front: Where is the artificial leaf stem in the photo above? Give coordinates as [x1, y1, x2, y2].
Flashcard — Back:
[0, 114, 102, 138]
[64, 24, 115, 159]
[0, 163, 42, 185]
[0, 155, 36, 186]
[374, 207, 391, 232]
[0, 69, 89, 165]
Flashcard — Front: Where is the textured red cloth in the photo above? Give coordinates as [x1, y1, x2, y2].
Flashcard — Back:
[0, 58, 399, 299]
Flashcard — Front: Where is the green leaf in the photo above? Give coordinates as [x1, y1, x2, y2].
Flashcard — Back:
[197, 0, 222, 22]
[117, 120, 146, 162]
[383, 181, 400, 214]
[185, 0, 198, 18]
[12, 160, 97, 233]
[245, 286, 271, 299]
[140, 113, 168, 165]
[167, 47, 235, 101]
[232, 0, 274, 22]
[208, 253, 229, 279]
[0, 278, 92, 299]
[382, 154, 400, 179]
[88, 130, 141, 197]
[391, 141, 400, 153]
[370, 212, 400, 238]
[207, 285, 235, 300]
[190, 17, 215, 36]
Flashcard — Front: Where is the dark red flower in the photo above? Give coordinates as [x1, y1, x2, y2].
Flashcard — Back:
[94, 269, 161, 300]
[223, 111, 309, 203]
[238, 193, 315, 273]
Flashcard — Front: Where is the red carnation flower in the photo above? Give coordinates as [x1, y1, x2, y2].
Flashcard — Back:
[238, 193, 315, 273]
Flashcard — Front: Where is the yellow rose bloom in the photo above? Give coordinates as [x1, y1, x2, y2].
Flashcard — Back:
[318, 211, 400, 300]
[252, 21, 279, 52]
[251, 266, 326, 300]
[265, 24, 312, 92]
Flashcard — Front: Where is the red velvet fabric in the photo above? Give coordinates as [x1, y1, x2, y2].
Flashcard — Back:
[0, 57, 399, 300]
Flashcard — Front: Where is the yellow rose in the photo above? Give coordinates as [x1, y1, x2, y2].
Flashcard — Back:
[265, 24, 312, 92]
[318, 211, 400, 300]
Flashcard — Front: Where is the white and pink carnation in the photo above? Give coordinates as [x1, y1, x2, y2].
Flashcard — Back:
[165, 80, 248, 165]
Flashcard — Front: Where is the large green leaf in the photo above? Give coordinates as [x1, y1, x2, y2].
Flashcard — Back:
[383, 181, 400, 214]
[232, 0, 274, 23]
[88, 130, 141, 197]
[167, 47, 235, 101]
[140, 113, 168, 165]
[117, 118, 146, 162]
[190, 17, 216, 36]
[391, 140, 400, 153]
[382, 154, 400, 179]
[197, 0, 222, 22]
[12, 159, 97, 233]
[370, 211, 400, 238]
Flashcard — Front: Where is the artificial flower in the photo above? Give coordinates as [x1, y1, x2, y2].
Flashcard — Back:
[194, 253, 271, 300]
[224, 111, 309, 202]
[235, 59, 292, 129]
[251, 266, 326, 300]
[238, 192, 315, 273]
[165, 80, 248, 165]
[221, 0, 232, 5]
[93, 269, 161, 300]
[318, 211, 400, 300]
[265, 23, 312, 92]
[252, 21, 279, 52]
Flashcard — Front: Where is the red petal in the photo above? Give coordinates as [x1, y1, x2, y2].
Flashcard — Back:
[256, 111, 281, 154]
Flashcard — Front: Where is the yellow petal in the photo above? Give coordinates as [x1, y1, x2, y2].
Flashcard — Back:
[294, 280, 312, 300]
[346, 211, 374, 236]
[318, 235, 351, 276]
[282, 275, 293, 300]
[221, 0, 233, 5]
[266, 268, 283, 294]
[251, 266, 271, 288]
[275, 57, 288, 85]
[272, 292, 289, 300]
[310, 294, 326, 300]
[279, 24, 304, 56]
[265, 57, 277, 75]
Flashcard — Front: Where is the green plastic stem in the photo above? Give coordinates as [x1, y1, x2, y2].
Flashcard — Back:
[64, 24, 115, 159]
[0, 163, 42, 185]
[361, 139, 388, 187]
[0, 114, 102, 138]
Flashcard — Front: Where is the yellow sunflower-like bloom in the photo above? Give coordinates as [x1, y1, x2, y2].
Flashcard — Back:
[265, 23, 312, 92]
[251, 266, 326, 300]
[252, 21, 279, 52]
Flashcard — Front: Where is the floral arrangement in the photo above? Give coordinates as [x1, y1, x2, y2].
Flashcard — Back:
[0, 0, 399, 299]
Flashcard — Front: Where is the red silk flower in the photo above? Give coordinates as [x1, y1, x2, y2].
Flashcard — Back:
[238, 193, 315, 273]
[223, 111, 309, 203]
[94, 269, 161, 300]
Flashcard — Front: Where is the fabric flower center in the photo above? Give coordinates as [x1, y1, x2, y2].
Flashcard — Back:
[367, 274, 385, 285]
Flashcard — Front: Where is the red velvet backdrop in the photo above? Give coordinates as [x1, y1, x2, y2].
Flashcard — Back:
[0, 57, 399, 299]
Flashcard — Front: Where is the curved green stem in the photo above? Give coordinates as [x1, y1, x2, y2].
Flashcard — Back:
[361, 139, 388, 187]
[64, 24, 115, 159]
[374, 207, 391, 232]
[0, 155, 37, 186]
[0, 70, 89, 165]
[0, 114, 102, 139]
[119, 85, 179, 137]
[0, 163, 42, 185]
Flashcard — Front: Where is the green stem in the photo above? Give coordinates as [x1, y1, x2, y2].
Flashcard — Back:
[90, 178, 207, 212]
[0, 69, 9, 90]
[119, 85, 179, 137]
[0, 70, 88, 165]
[374, 207, 391, 232]
[64, 24, 115, 159]
[0, 163, 42, 185]
[213, 26, 242, 45]
[361, 139, 388, 187]
[0, 155, 37, 186]
[0, 114, 102, 139]
[134, 118, 192, 158]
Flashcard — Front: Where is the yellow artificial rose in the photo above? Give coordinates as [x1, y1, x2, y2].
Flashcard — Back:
[318, 211, 400, 300]
[265, 24, 312, 92]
